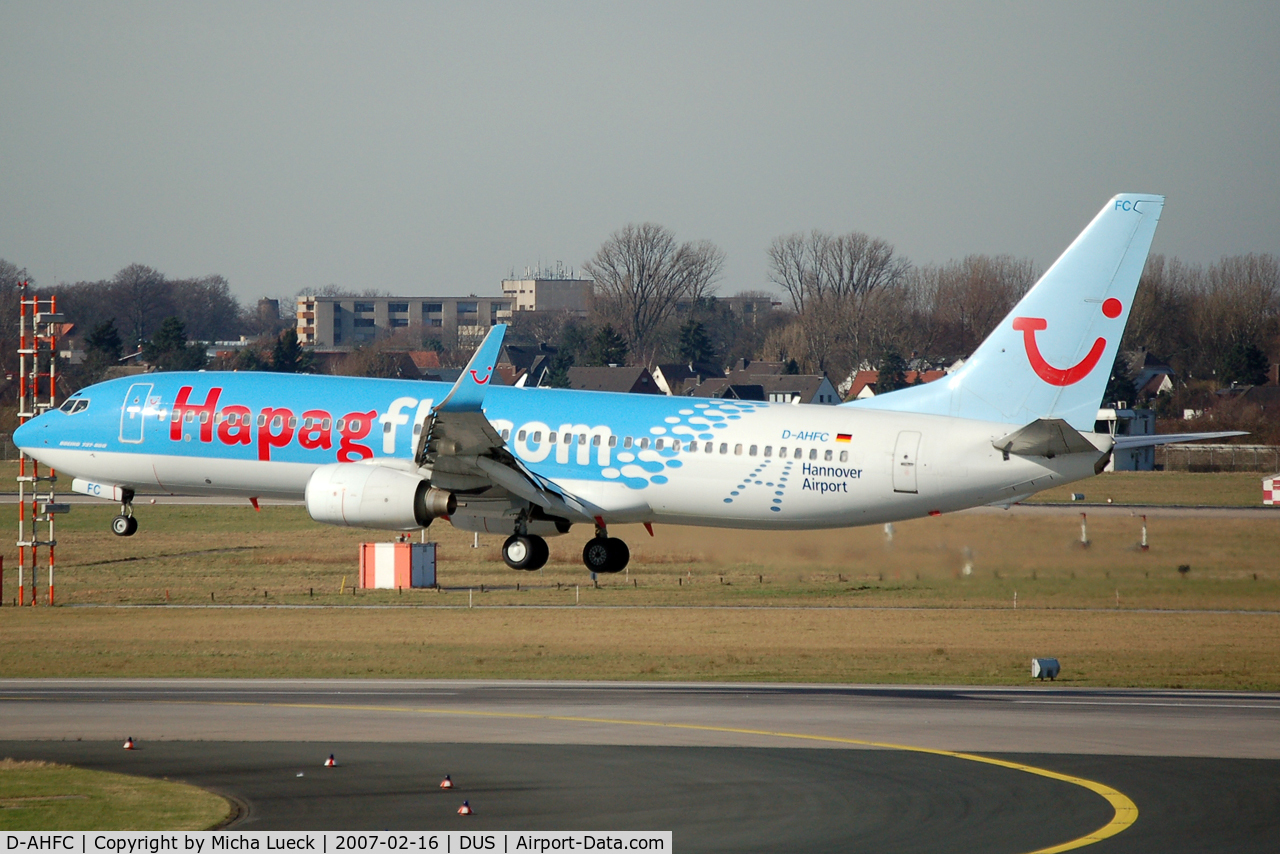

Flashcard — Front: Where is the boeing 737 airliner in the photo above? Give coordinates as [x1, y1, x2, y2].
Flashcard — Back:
[14, 195, 1234, 573]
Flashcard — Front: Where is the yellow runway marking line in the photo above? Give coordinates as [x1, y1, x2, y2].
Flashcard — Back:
[211, 698, 1137, 853]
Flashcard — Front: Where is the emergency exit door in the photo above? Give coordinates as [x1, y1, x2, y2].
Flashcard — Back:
[893, 431, 921, 494]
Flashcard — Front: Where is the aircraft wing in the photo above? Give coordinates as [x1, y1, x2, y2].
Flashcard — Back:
[412, 325, 596, 522]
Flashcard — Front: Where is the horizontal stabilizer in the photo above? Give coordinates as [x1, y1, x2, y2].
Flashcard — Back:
[1113, 431, 1248, 450]
[994, 419, 1103, 459]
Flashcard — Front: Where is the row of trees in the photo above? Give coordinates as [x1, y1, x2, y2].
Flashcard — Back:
[3, 228, 1277, 398]
[574, 223, 1278, 394]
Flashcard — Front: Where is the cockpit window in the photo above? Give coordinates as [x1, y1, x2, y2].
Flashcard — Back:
[58, 398, 90, 414]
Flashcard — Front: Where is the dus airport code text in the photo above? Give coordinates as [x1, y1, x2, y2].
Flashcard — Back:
[4, 835, 670, 854]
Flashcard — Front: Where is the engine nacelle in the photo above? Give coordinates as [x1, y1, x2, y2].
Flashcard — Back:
[305, 463, 456, 530]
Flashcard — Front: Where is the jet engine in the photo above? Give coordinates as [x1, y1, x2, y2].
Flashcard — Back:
[305, 463, 456, 530]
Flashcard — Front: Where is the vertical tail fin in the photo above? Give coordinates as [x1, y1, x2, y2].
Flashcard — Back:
[851, 193, 1164, 431]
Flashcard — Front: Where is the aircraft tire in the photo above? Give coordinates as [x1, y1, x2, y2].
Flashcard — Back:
[605, 537, 629, 573]
[502, 535, 539, 570]
[582, 537, 612, 573]
[583, 537, 629, 574]
[111, 515, 137, 537]
[526, 535, 549, 571]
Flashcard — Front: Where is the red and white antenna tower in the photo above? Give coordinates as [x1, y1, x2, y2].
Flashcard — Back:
[15, 281, 66, 606]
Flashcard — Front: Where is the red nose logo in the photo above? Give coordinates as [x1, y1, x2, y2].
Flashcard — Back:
[1012, 299, 1121, 387]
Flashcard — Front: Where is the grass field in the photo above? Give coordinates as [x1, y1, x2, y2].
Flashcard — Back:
[1, 471, 1277, 688]
[1025, 470, 1270, 506]
[3, 504, 1277, 611]
[0, 759, 230, 830]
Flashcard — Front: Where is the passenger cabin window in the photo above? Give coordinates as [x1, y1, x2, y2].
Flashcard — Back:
[749, 445, 758, 456]
[672, 440, 681, 451]
[824, 449, 833, 461]
[607, 436, 617, 447]
[639, 438, 649, 449]
[719, 443, 728, 454]
[839, 450, 849, 462]
[502, 429, 511, 441]
[518, 430, 526, 441]
[779, 447, 788, 458]
[592, 435, 601, 446]
[764, 446, 772, 457]
[809, 448, 818, 460]
[532, 431, 542, 443]
[734, 444, 743, 455]
[655, 438, 664, 450]
[549, 432, 557, 443]
[704, 441, 713, 453]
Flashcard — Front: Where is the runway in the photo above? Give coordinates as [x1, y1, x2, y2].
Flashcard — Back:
[2, 681, 1279, 852]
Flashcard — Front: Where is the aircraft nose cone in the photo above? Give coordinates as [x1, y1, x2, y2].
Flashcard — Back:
[13, 417, 43, 450]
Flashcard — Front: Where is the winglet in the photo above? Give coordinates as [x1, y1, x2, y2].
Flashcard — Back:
[436, 324, 507, 412]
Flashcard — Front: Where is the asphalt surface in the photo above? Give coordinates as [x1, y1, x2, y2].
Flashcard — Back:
[3, 681, 1279, 852]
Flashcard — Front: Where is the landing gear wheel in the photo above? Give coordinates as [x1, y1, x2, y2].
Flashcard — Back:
[111, 515, 137, 537]
[606, 537, 629, 572]
[582, 537, 629, 573]
[503, 534, 548, 571]
[528, 535, 549, 571]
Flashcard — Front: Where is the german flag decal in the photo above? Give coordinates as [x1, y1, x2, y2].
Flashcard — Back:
[836, 433, 852, 443]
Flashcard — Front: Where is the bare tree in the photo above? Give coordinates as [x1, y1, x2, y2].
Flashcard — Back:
[584, 223, 724, 364]
[765, 230, 910, 378]
[1126, 253, 1279, 379]
[907, 255, 1037, 357]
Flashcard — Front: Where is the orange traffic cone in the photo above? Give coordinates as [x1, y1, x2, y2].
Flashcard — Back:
[457, 800, 473, 816]
[439, 775, 453, 789]
[323, 754, 336, 767]
[123, 737, 135, 750]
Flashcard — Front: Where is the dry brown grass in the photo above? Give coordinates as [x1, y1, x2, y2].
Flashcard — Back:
[1, 606, 1276, 689]
[3, 504, 1276, 613]
[0, 495, 1277, 689]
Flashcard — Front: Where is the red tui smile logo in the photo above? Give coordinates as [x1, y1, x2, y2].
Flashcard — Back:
[469, 366, 493, 385]
[1013, 298, 1122, 386]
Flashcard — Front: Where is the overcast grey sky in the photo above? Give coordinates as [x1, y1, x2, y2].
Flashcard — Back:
[2, 2, 1277, 302]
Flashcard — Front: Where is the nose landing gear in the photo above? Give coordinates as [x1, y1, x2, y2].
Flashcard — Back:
[111, 488, 138, 537]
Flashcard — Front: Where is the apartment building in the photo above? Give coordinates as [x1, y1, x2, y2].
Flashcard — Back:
[500, 277, 592, 315]
[296, 296, 513, 348]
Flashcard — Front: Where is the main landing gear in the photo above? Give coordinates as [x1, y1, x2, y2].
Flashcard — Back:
[111, 488, 138, 537]
[502, 533, 549, 571]
[582, 520, 629, 574]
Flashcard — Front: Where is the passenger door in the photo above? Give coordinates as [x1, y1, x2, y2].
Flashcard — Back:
[118, 383, 153, 444]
